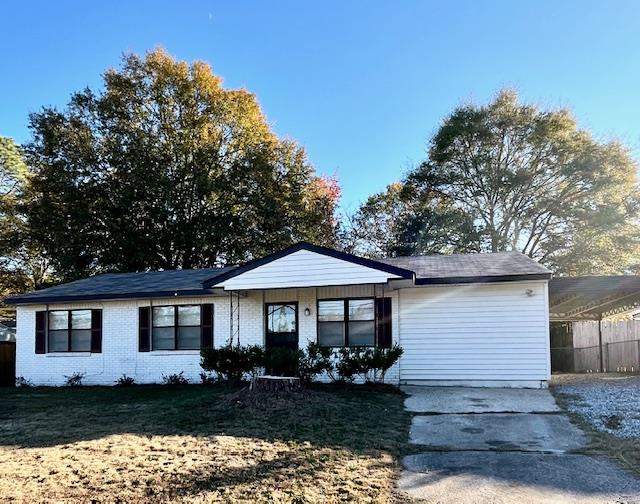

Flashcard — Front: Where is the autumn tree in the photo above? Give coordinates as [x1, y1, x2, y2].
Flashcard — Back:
[349, 91, 640, 274]
[25, 49, 339, 280]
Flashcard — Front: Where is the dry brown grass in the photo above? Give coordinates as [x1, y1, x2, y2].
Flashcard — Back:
[0, 384, 412, 503]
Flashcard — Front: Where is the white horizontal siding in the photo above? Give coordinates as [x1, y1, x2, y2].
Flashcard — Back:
[398, 282, 550, 383]
[217, 250, 400, 290]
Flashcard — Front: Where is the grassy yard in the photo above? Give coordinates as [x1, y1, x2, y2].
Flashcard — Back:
[0, 384, 412, 503]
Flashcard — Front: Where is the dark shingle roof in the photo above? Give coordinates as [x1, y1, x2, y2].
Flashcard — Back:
[6, 247, 551, 305]
[380, 251, 550, 283]
[6, 267, 235, 305]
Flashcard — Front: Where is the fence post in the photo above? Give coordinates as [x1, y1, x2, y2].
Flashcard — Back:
[598, 318, 604, 372]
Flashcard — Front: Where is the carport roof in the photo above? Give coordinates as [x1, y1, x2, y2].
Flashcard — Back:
[549, 275, 640, 321]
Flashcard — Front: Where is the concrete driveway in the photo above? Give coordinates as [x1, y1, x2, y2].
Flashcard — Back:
[399, 386, 640, 504]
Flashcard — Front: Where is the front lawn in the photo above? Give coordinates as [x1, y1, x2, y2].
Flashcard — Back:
[0, 384, 411, 503]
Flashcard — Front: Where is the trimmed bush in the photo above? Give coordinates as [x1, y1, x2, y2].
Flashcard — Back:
[114, 375, 136, 387]
[15, 376, 33, 388]
[200, 345, 264, 383]
[333, 345, 404, 384]
[264, 347, 301, 377]
[64, 372, 86, 387]
[368, 344, 404, 383]
[200, 371, 217, 385]
[335, 347, 366, 383]
[162, 371, 189, 385]
[298, 342, 334, 383]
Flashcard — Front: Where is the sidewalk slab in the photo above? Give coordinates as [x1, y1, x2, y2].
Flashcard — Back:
[410, 413, 587, 452]
[403, 386, 560, 413]
[400, 451, 640, 504]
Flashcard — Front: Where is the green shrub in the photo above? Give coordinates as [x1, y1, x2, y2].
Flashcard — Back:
[333, 345, 404, 384]
[114, 375, 136, 386]
[335, 347, 366, 383]
[298, 342, 335, 383]
[368, 344, 404, 383]
[199, 371, 217, 385]
[161, 371, 189, 385]
[64, 372, 86, 387]
[200, 345, 264, 383]
[15, 376, 33, 388]
[264, 346, 301, 377]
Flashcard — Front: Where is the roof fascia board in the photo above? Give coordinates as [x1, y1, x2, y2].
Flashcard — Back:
[6, 288, 222, 306]
[414, 273, 551, 285]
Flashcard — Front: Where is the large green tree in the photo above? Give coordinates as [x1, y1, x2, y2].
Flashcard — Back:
[349, 91, 640, 274]
[26, 49, 339, 280]
[0, 137, 50, 316]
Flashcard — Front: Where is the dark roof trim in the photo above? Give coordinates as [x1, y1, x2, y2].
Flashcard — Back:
[5, 289, 220, 306]
[415, 272, 552, 285]
[203, 242, 415, 288]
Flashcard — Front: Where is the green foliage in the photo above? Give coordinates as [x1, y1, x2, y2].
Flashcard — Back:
[0, 137, 52, 318]
[263, 346, 301, 377]
[298, 342, 335, 383]
[367, 344, 404, 383]
[15, 376, 33, 388]
[24, 49, 339, 281]
[347, 90, 640, 274]
[199, 371, 217, 385]
[200, 345, 265, 382]
[333, 346, 403, 384]
[114, 375, 136, 387]
[335, 347, 367, 383]
[64, 372, 86, 387]
[161, 371, 189, 385]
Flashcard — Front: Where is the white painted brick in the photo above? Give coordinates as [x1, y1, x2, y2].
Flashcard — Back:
[15, 288, 401, 386]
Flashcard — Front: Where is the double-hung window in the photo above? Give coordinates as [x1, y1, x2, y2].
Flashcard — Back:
[47, 310, 93, 352]
[317, 298, 376, 347]
[152, 305, 201, 350]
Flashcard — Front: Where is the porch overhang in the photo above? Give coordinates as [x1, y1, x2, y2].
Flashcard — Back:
[205, 242, 415, 291]
[549, 275, 640, 321]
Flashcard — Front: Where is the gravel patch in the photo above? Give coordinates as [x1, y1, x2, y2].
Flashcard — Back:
[553, 374, 640, 438]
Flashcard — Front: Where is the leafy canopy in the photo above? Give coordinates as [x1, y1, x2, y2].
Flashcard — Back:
[348, 90, 640, 274]
[0, 137, 51, 316]
[26, 49, 339, 280]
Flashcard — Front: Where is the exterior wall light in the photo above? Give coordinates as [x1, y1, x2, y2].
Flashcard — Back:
[304, 307, 311, 316]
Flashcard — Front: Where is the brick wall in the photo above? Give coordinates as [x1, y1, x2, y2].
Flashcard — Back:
[15, 287, 400, 386]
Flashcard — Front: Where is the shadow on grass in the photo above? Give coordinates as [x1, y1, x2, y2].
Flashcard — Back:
[0, 383, 410, 456]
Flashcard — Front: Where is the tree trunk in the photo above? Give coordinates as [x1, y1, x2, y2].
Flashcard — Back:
[251, 375, 302, 393]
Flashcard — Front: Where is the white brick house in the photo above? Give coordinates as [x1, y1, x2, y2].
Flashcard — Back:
[9, 242, 552, 387]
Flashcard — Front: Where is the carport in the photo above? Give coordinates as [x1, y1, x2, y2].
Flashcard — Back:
[549, 276, 640, 372]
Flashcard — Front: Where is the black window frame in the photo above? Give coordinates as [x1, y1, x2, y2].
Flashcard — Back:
[316, 297, 376, 348]
[46, 309, 95, 353]
[151, 304, 202, 351]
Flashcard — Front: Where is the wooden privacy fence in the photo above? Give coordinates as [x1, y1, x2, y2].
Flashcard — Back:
[551, 320, 640, 373]
[0, 341, 16, 386]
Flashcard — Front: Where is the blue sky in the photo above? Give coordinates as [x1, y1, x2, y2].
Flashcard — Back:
[2, 1, 639, 209]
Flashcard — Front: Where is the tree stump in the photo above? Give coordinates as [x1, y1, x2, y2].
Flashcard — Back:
[251, 375, 302, 393]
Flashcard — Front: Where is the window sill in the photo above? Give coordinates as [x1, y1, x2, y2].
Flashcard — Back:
[148, 350, 201, 356]
[45, 352, 94, 357]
